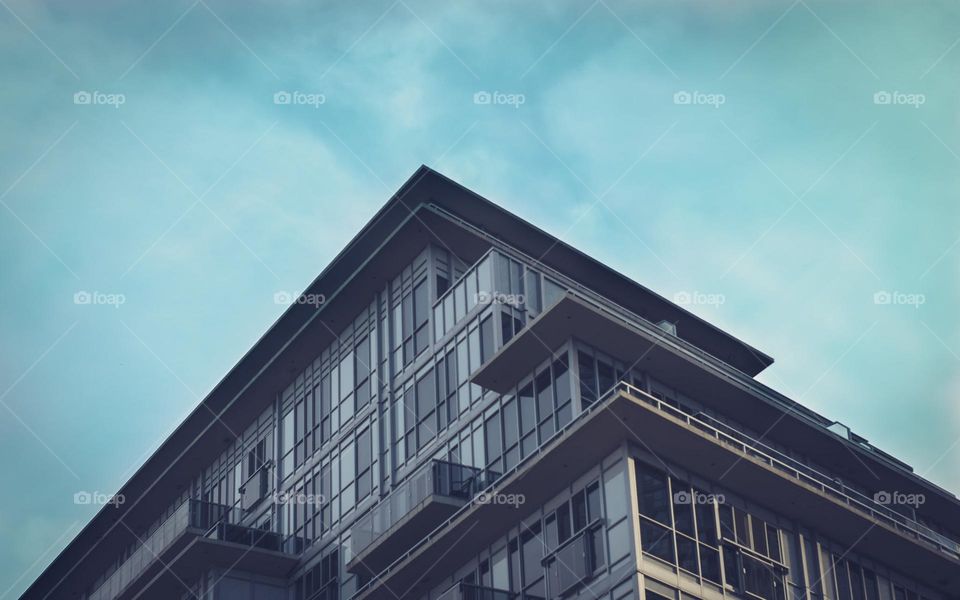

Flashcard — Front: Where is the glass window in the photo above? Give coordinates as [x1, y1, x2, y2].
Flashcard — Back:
[535, 368, 553, 422]
[519, 383, 536, 435]
[636, 463, 671, 525]
[556, 501, 571, 544]
[282, 409, 295, 453]
[640, 520, 674, 563]
[586, 482, 601, 520]
[525, 270, 541, 314]
[466, 271, 478, 313]
[480, 315, 494, 363]
[503, 397, 519, 447]
[572, 490, 587, 531]
[416, 371, 435, 416]
[543, 278, 564, 308]
[834, 556, 852, 600]
[671, 481, 695, 536]
[700, 544, 721, 583]
[355, 336, 370, 382]
[485, 413, 502, 466]
[413, 280, 429, 327]
[578, 352, 597, 408]
[553, 356, 571, 405]
[677, 535, 697, 573]
[695, 494, 717, 546]
[468, 327, 481, 373]
[597, 359, 614, 397]
[521, 522, 543, 587]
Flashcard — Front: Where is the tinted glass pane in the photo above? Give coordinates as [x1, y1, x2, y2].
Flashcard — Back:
[416, 372, 435, 415]
[357, 428, 371, 468]
[597, 360, 614, 396]
[480, 315, 494, 363]
[640, 520, 674, 563]
[355, 337, 370, 381]
[849, 562, 865, 600]
[525, 270, 541, 314]
[519, 383, 536, 435]
[553, 356, 570, 405]
[766, 524, 781, 562]
[671, 481, 695, 536]
[556, 502, 571, 543]
[695, 495, 718, 545]
[578, 352, 597, 407]
[485, 413, 502, 464]
[677, 535, 697, 573]
[503, 397, 519, 447]
[468, 327, 480, 372]
[535, 368, 553, 418]
[834, 556, 852, 600]
[586, 482, 601, 521]
[700, 544, 721, 584]
[635, 463, 671, 525]
[572, 492, 587, 530]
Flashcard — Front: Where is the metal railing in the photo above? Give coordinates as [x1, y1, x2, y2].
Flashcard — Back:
[350, 459, 501, 559]
[352, 380, 960, 600]
[616, 381, 960, 559]
[437, 582, 545, 600]
[429, 204, 921, 478]
[89, 499, 293, 600]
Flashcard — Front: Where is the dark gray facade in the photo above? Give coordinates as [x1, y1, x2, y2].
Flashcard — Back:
[23, 167, 960, 600]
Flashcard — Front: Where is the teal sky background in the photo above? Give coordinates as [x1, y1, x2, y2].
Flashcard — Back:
[1, 0, 959, 596]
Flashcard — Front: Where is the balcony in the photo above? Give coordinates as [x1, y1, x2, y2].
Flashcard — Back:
[544, 520, 603, 597]
[347, 460, 500, 576]
[353, 382, 960, 600]
[437, 582, 545, 600]
[89, 500, 298, 600]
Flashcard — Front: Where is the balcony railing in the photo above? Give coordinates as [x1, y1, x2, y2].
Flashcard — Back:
[89, 499, 293, 600]
[437, 582, 545, 600]
[351, 459, 501, 559]
[353, 380, 960, 600]
[616, 380, 960, 560]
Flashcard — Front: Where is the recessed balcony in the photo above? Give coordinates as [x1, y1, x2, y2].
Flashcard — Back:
[436, 581, 546, 600]
[88, 500, 298, 600]
[353, 382, 960, 600]
[347, 460, 500, 577]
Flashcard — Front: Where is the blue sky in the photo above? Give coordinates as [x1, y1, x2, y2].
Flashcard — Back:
[1, 0, 959, 596]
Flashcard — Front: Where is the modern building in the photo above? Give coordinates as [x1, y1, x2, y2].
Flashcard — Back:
[22, 166, 960, 600]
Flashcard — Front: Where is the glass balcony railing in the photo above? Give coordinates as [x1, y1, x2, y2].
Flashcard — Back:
[351, 459, 501, 559]
[89, 499, 294, 600]
[436, 582, 545, 600]
[615, 380, 960, 560]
